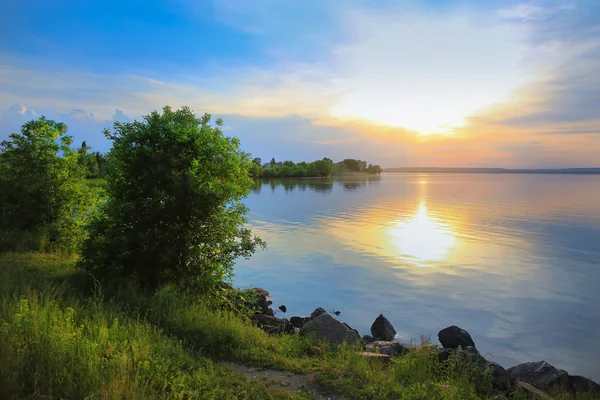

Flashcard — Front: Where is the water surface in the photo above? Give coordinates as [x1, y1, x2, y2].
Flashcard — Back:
[235, 173, 600, 380]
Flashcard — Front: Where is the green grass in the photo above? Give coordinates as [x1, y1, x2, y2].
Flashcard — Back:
[2, 252, 597, 399]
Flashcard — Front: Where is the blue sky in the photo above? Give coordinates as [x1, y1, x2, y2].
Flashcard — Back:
[1, 0, 599, 167]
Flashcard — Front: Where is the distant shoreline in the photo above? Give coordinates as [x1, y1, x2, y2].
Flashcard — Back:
[383, 167, 600, 174]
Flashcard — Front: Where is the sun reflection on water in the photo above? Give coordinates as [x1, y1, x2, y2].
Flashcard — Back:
[387, 202, 456, 263]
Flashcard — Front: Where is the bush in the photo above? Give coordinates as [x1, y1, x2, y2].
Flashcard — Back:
[0, 117, 95, 253]
[78, 106, 264, 295]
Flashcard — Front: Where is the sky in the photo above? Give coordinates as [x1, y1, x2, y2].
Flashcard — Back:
[1, 0, 599, 168]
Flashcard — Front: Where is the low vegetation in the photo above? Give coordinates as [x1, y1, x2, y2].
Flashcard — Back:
[1, 252, 504, 399]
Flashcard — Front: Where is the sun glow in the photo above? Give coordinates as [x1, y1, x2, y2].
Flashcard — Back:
[386, 202, 456, 262]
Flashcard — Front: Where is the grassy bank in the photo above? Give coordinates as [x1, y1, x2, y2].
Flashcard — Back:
[1, 252, 592, 399]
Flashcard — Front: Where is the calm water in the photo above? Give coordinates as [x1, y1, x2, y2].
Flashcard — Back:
[235, 173, 600, 380]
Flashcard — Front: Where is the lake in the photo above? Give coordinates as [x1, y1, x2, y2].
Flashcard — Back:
[235, 173, 600, 380]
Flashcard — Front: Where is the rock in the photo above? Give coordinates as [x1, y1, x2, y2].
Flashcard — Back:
[438, 325, 475, 349]
[488, 361, 513, 392]
[299, 313, 360, 345]
[567, 375, 600, 394]
[310, 307, 327, 320]
[289, 316, 310, 329]
[437, 347, 455, 362]
[436, 346, 487, 368]
[362, 334, 378, 344]
[365, 341, 405, 357]
[437, 346, 511, 390]
[343, 322, 360, 337]
[249, 288, 274, 315]
[370, 314, 396, 341]
[251, 314, 293, 334]
[508, 361, 568, 391]
[516, 381, 554, 399]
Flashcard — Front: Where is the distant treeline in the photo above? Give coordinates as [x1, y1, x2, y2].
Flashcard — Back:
[249, 157, 382, 178]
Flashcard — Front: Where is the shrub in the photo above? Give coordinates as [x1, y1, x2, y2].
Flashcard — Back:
[78, 106, 264, 295]
[0, 117, 95, 253]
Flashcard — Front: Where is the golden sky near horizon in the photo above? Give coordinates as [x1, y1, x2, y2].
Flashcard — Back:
[1, 0, 599, 168]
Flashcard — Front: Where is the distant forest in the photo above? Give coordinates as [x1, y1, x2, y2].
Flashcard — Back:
[249, 157, 382, 178]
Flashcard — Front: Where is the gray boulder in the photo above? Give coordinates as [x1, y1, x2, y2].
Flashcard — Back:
[568, 375, 600, 394]
[310, 307, 327, 320]
[436, 347, 511, 390]
[370, 314, 396, 341]
[343, 322, 360, 337]
[438, 325, 475, 349]
[488, 361, 513, 392]
[507, 361, 568, 391]
[251, 314, 293, 334]
[289, 316, 310, 328]
[365, 341, 405, 357]
[299, 313, 360, 344]
[436, 346, 487, 368]
[362, 334, 378, 344]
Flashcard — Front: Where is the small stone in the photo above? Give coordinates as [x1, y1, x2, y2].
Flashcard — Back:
[365, 341, 405, 357]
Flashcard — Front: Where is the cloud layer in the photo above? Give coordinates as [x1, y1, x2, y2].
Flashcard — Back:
[0, 0, 598, 167]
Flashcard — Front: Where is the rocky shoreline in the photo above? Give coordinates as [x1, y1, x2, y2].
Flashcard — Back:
[248, 287, 600, 399]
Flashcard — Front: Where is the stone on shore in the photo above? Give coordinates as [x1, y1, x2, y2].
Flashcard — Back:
[488, 361, 513, 392]
[516, 381, 553, 399]
[370, 314, 396, 341]
[251, 314, 293, 334]
[508, 361, 568, 391]
[568, 375, 600, 395]
[310, 307, 327, 320]
[438, 325, 475, 349]
[362, 334, 378, 344]
[365, 341, 405, 357]
[290, 316, 310, 328]
[299, 313, 360, 344]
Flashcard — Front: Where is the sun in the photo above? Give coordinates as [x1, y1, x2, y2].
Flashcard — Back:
[386, 202, 456, 262]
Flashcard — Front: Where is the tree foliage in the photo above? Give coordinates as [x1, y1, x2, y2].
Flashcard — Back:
[0, 117, 94, 252]
[78, 106, 264, 293]
[253, 157, 380, 178]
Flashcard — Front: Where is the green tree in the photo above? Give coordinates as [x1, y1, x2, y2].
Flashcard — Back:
[314, 157, 333, 177]
[306, 162, 319, 177]
[0, 117, 94, 252]
[78, 106, 264, 293]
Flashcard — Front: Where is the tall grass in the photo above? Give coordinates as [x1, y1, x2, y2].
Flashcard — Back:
[0, 254, 310, 399]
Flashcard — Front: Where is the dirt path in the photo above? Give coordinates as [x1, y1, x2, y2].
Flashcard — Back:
[221, 361, 340, 400]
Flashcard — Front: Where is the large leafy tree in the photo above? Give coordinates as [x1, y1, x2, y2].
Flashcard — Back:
[0, 117, 93, 252]
[78, 106, 264, 293]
